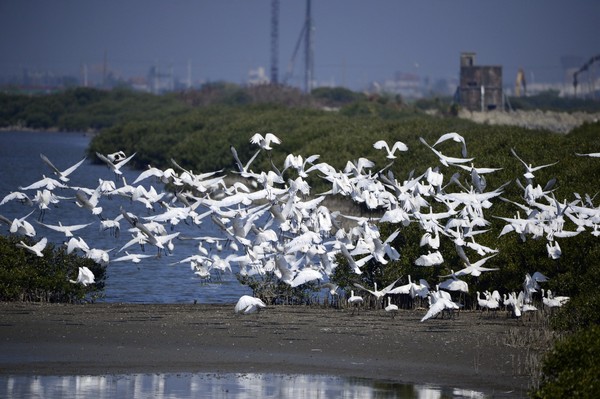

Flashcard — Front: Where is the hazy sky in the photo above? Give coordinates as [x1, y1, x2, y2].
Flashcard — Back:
[1, 0, 598, 90]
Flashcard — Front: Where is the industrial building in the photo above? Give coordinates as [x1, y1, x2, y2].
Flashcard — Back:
[457, 52, 503, 111]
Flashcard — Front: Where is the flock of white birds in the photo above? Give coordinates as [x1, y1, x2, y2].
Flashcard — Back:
[2, 131, 599, 320]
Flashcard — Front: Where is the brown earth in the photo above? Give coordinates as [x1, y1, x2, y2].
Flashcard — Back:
[458, 109, 600, 134]
[0, 302, 553, 397]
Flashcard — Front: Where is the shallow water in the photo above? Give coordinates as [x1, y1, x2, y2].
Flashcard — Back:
[0, 373, 487, 399]
[0, 131, 251, 304]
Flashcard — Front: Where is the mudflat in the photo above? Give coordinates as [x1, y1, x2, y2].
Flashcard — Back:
[0, 302, 544, 397]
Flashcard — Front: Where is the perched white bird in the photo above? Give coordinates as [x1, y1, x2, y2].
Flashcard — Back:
[384, 296, 399, 318]
[373, 140, 408, 159]
[541, 289, 569, 309]
[234, 295, 267, 314]
[348, 290, 364, 314]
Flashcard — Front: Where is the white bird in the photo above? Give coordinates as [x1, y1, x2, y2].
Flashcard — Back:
[575, 151, 600, 158]
[384, 296, 399, 318]
[420, 293, 460, 322]
[353, 278, 400, 305]
[419, 137, 474, 167]
[432, 132, 468, 158]
[111, 251, 155, 264]
[415, 250, 444, 266]
[19, 175, 68, 191]
[439, 274, 469, 293]
[250, 132, 281, 150]
[37, 221, 93, 238]
[0, 191, 33, 206]
[348, 290, 364, 314]
[541, 289, 569, 309]
[16, 237, 47, 257]
[75, 189, 103, 216]
[340, 244, 371, 274]
[290, 267, 323, 288]
[503, 292, 522, 319]
[230, 145, 261, 176]
[5, 210, 37, 237]
[69, 266, 95, 286]
[84, 247, 112, 266]
[373, 140, 408, 159]
[65, 236, 89, 254]
[39, 153, 86, 182]
[477, 291, 501, 316]
[96, 151, 137, 176]
[389, 275, 430, 299]
[234, 295, 267, 314]
[106, 151, 126, 163]
[454, 246, 498, 277]
[510, 148, 558, 181]
[546, 241, 562, 259]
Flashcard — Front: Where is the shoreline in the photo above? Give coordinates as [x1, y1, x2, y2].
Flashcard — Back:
[0, 302, 545, 397]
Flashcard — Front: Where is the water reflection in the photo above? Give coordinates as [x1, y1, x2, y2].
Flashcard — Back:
[1, 373, 486, 399]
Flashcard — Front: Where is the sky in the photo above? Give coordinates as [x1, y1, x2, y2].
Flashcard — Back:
[0, 0, 598, 91]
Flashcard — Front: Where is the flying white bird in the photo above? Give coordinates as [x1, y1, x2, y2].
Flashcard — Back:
[510, 148, 558, 181]
[96, 151, 137, 176]
[415, 250, 444, 266]
[111, 251, 155, 264]
[37, 221, 93, 238]
[432, 132, 468, 158]
[39, 153, 86, 182]
[419, 137, 474, 167]
[69, 266, 95, 286]
[373, 140, 408, 159]
[574, 151, 600, 158]
[3, 210, 37, 237]
[16, 237, 47, 257]
[250, 132, 281, 150]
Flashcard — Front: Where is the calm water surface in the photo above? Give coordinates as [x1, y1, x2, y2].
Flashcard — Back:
[0, 373, 488, 399]
[0, 131, 250, 304]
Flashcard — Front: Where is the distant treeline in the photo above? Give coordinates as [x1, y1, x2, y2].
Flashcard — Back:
[2, 83, 599, 133]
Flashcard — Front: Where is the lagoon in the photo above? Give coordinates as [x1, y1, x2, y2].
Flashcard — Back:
[0, 131, 251, 304]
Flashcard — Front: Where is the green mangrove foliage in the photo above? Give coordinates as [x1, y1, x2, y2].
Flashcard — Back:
[0, 235, 106, 303]
[531, 325, 600, 398]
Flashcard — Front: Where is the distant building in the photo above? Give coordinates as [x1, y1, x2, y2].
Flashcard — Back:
[457, 52, 503, 111]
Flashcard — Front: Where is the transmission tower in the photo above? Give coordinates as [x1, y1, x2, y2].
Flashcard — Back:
[303, 0, 314, 93]
[282, 0, 314, 93]
[270, 0, 279, 85]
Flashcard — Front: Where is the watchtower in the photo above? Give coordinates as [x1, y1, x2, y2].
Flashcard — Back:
[457, 52, 503, 111]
